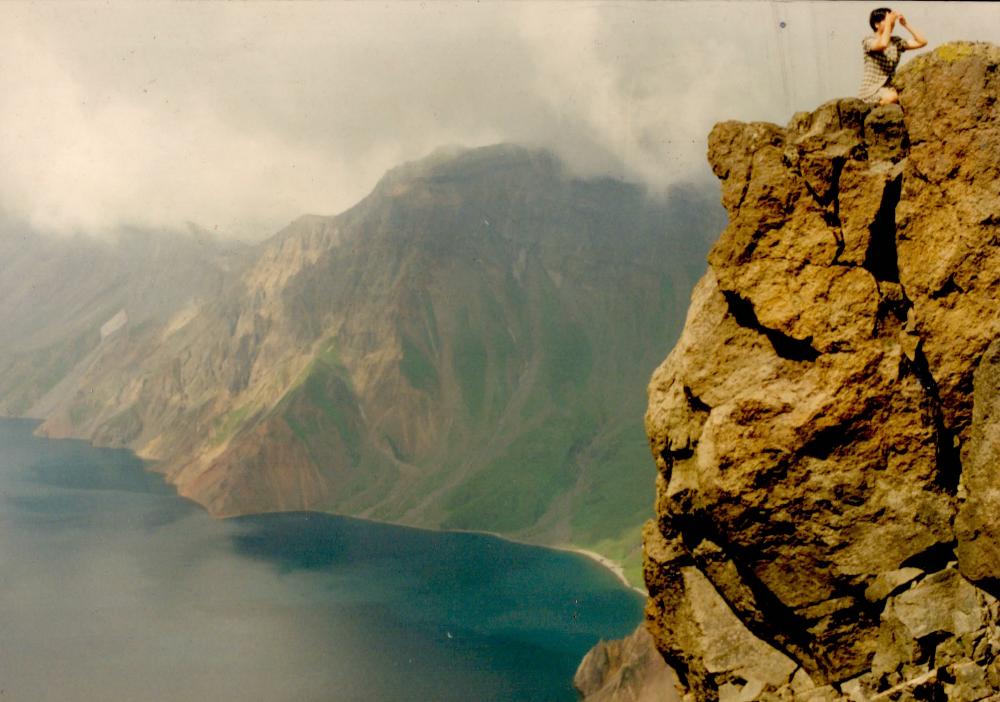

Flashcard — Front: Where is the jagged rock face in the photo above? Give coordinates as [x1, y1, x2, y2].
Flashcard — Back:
[957, 339, 1000, 592]
[643, 42, 1000, 701]
[574, 625, 681, 702]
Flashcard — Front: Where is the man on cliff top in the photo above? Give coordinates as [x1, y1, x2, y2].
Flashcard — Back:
[859, 7, 928, 105]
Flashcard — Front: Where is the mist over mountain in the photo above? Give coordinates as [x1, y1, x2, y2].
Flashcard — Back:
[1, 144, 723, 575]
[5, 3, 996, 242]
[0, 225, 251, 416]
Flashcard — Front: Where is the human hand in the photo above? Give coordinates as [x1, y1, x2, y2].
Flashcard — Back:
[896, 13, 908, 27]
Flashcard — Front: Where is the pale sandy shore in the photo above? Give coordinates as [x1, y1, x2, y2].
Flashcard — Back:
[437, 525, 647, 596]
[557, 546, 647, 597]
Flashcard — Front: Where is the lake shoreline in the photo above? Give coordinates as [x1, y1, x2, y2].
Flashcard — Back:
[420, 522, 646, 597]
[11, 416, 646, 600]
[557, 547, 646, 597]
[1, 416, 644, 702]
[226, 507, 647, 599]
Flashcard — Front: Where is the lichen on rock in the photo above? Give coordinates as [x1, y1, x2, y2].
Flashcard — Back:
[641, 42, 1000, 702]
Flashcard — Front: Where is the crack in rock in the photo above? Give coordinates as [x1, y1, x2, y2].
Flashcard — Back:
[722, 290, 821, 362]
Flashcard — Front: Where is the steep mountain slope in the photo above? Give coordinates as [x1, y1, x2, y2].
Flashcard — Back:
[0, 226, 250, 417]
[19, 144, 722, 572]
[637, 42, 1000, 701]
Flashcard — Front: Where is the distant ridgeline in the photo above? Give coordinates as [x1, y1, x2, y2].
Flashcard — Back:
[576, 41, 1000, 702]
[0, 144, 723, 582]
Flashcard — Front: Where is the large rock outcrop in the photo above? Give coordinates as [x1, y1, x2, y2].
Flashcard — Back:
[574, 626, 681, 702]
[643, 42, 1000, 701]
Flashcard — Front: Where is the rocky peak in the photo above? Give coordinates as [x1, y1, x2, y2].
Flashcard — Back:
[642, 42, 1000, 701]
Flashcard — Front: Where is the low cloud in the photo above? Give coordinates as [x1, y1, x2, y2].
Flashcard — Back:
[0, 1, 996, 240]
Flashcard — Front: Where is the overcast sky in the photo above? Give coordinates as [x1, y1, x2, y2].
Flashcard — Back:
[1, 1, 997, 241]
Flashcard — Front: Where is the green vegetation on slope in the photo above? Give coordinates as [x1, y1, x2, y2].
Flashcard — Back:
[279, 340, 363, 467]
[536, 275, 593, 402]
[569, 424, 655, 545]
[400, 333, 439, 393]
[569, 424, 657, 588]
[453, 309, 488, 418]
[441, 412, 595, 533]
[211, 404, 252, 446]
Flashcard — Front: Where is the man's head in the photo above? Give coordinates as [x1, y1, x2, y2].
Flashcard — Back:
[870, 7, 894, 31]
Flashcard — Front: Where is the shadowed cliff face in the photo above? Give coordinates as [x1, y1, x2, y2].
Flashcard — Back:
[642, 42, 1000, 701]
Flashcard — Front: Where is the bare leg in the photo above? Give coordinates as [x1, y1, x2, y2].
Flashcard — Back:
[879, 86, 900, 105]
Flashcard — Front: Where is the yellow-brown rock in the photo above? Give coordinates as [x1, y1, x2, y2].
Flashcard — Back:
[643, 42, 1000, 701]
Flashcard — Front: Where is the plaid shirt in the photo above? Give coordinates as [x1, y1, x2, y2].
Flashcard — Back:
[859, 35, 907, 102]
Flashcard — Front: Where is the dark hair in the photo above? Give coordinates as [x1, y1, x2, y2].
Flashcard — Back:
[869, 7, 892, 31]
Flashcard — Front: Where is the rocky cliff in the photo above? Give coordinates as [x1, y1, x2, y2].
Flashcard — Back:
[641, 42, 1000, 701]
[575, 625, 681, 702]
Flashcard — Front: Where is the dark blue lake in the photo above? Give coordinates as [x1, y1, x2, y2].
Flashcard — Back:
[0, 418, 642, 701]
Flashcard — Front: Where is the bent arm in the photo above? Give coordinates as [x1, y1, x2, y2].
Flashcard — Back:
[898, 16, 927, 50]
[869, 14, 896, 52]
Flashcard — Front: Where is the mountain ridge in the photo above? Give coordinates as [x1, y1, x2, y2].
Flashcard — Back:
[3, 142, 724, 581]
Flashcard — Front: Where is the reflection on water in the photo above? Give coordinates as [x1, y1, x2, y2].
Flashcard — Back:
[0, 418, 642, 701]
